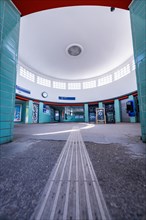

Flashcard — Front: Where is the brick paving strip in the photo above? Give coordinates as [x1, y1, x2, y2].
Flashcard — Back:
[31, 127, 111, 220]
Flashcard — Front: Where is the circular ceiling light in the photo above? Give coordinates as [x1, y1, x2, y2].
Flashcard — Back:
[67, 44, 83, 56]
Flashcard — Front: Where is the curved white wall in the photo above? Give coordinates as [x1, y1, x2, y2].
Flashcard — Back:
[16, 56, 137, 103]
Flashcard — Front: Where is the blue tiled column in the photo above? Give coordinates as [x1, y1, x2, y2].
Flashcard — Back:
[114, 99, 121, 123]
[84, 104, 89, 123]
[129, 0, 146, 142]
[0, 0, 20, 144]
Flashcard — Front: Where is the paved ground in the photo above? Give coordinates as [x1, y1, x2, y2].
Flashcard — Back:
[86, 142, 146, 220]
[0, 123, 146, 220]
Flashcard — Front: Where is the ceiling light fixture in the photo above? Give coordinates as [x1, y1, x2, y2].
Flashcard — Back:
[67, 44, 83, 56]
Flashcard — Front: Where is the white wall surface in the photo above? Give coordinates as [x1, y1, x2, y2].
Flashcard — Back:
[16, 69, 137, 103]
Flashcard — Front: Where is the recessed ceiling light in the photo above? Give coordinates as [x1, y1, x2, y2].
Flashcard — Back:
[66, 44, 83, 56]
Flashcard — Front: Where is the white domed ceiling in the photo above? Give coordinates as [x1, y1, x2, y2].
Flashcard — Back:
[18, 6, 134, 80]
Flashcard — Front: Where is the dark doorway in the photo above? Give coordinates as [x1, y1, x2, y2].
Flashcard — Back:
[105, 103, 115, 123]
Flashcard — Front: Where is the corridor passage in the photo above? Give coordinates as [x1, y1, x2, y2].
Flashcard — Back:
[31, 127, 111, 220]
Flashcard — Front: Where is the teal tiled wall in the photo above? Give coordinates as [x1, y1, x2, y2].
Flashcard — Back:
[130, 0, 146, 142]
[84, 104, 89, 123]
[99, 102, 103, 108]
[62, 115, 84, 122]
[39, 102, 51, 123]
[114, 99, 121, 122]
[0, 0, 20, 144]
[27, 100, 33, 123]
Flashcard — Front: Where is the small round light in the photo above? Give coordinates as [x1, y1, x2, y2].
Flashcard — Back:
[42, 92, 48, 98]
[66, 44, 83, 56]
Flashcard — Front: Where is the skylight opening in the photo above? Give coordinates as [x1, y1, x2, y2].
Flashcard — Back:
[53, 81, 66, 89]
[37, 76, 51, 87]
[19, 66, 35, 82]
[98, 75, 112, 86]
[83, 80, 96, 89]
[114, 64, 131, 81]
[68, 82, 81, 90]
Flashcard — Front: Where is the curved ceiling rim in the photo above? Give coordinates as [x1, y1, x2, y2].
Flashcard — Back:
[12, 0, 132, 16]
[18, 55, 133, 82]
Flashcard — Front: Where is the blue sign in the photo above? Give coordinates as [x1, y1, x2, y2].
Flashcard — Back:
[16, 85, 31, 94]
[43, 105, 51, 114]
[58, 96, 76, 100]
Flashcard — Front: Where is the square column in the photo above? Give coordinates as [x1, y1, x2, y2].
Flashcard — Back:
[0, 0, 20, 144]
[99, 102, 103, 108]
[129, 0, 146, 142]
[114, 99, 121, 123]
[84, 104, 89, 123]
[25, 100, 33, 124]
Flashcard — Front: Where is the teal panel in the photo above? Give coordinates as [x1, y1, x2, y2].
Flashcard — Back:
[27, 100, 33, 123]
[50, 108, 55, 122]
[0, 106, 15, 114]
[137, 57, 146, 82]
[0, 81, 15, 92]
[0, 128, 13, 137]
[114, 99, 121, 123]
[0, 113, 14, 122]
[1, 53, 16, 72]
[0, 98, 15, 109]
[39, 102, 51, 123]
[0, 0, 20, 143]
[0, 90, 14, 100]
[130, 0, 146, 142]
[1, 49, 17, 65]
[63, 115, 84, 122]
[84, 104, 89, 123]
[99, 102, 103, 108]
[0, 122, 11, 129]
[0, 74, 16, 85]
[0, 136, 13, 144]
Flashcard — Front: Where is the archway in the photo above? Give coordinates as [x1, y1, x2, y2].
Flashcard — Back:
[0, 0, 145, 143]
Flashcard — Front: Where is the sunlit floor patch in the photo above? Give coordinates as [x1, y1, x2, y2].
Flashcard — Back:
[32, 123, 95, 136]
